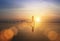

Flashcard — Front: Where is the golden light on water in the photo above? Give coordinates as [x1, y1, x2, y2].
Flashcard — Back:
[47, 31, 58, 40]
[0, 27, 18, 41]
[0, 29, 14, 41]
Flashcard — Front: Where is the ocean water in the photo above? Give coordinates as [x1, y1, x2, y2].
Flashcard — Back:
[0, 21, 60, 41]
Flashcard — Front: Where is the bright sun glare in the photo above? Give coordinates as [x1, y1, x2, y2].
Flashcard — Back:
[35, 17, 41, 22]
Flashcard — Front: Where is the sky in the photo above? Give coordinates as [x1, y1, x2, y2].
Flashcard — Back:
[0, 0, 60, 19]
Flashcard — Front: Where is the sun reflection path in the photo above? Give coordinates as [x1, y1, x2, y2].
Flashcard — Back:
[31, 16, 41, 32]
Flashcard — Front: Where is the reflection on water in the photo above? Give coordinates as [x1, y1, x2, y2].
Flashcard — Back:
[0, 22, 60, 41]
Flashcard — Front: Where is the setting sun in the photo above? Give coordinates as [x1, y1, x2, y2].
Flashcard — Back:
[35, 17, 41, 22]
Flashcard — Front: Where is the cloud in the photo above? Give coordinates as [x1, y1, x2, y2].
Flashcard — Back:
[0, 0, 59, 9]
[0, 0, 14, 9]
[0, 0, 59, 19]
